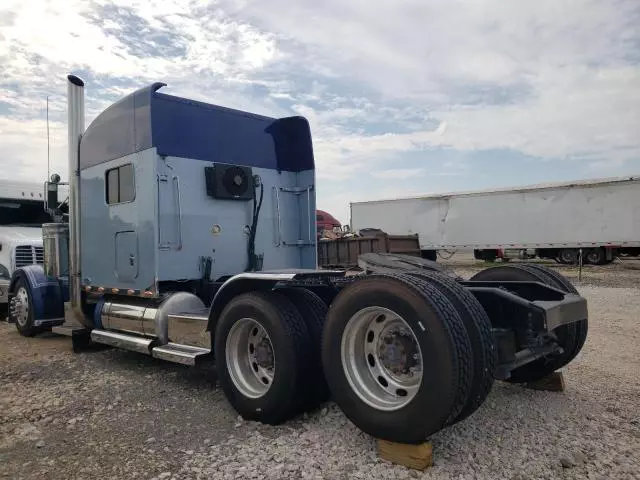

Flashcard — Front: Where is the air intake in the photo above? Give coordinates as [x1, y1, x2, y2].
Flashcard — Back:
[205, 164, 254, 200]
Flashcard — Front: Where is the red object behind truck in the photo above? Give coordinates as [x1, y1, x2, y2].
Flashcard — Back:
[316, 209, 341, 234]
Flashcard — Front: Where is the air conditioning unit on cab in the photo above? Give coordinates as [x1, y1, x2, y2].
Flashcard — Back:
[205, 163, 254, 201]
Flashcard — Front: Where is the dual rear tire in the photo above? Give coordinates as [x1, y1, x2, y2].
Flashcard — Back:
[216, 265, 584, 444]
[214, 289, 329, 425]
[215, 272, 496, 444]
[321, 273, 494, 444]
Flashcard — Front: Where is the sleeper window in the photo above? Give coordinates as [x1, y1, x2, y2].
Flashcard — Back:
[106, 168, 119, 204]
[106, 163, 135, 204]
[118, 164, 135, 203]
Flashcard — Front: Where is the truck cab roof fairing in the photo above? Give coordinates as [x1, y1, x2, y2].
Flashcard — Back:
[79, 83, 165, 170]
[79, 83, 315, 173]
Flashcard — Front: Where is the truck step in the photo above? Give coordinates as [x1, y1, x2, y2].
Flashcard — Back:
[51, 324, 91, 337]
[90, 329, 153, 354]
[167, 309, 211, 350]
[151, 343, 211, 366]
[52, 324, 96, 352]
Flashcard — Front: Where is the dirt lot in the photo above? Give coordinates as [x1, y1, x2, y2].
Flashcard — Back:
[1, 258, 639, 480]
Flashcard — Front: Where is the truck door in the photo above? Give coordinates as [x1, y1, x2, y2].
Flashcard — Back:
[115, 231, 138, 281]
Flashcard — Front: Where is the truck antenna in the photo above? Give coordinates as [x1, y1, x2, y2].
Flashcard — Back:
[46, 95, 50, 181]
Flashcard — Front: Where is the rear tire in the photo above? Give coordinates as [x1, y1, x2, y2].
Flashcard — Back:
[321, 273, 473, 444]
[585, 248, 605, 265]
[279, 287, 331, 409]
[406, 271, 496, 424]
[558, 249, 578, 264]
[214, 291, 312, 425]
[469, 264, 587, 384]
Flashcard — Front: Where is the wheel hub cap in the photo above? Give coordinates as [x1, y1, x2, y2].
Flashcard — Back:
[341, 307, 423, 411]
[253, 338, 274, 369]
[378, 328, 420, 377]
[12, 287, 29, 327]
[226, 318, 275, 399]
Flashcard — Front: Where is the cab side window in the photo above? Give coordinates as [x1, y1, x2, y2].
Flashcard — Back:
[106, 164, 135, 204]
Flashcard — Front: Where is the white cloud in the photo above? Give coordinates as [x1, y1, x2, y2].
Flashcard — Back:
[0, 0, 284, 181]
[370, 168, 426, 180]
[227, 0, 639, 166]
[0, 0, 639, 222]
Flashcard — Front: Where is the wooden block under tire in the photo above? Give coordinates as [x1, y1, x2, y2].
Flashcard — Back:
[377, 439, 433, 470]
[523, 371, 566, 392]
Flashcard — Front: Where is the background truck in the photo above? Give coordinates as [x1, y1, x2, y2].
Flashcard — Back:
[350, 176, 640, 265]
[316, 209, 342, 236]
[7, 74, 588, 447]
[0, 180, 55, 306]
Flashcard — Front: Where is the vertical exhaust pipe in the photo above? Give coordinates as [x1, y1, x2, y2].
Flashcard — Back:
[67, 74, 84, 320]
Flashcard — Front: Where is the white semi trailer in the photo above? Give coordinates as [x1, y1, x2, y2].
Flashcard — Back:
[350, 176, 640, 265]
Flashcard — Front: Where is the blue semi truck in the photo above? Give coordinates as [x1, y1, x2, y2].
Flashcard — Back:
[7, 74, 589, 445]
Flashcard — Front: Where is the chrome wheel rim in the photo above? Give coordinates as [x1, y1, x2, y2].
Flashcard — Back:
[14, 287, 30, 327]
[340, 306, 423, 411]
[225, 318, 275, 399]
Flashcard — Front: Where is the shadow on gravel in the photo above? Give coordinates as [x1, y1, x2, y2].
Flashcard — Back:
[74, 347, 219, 388]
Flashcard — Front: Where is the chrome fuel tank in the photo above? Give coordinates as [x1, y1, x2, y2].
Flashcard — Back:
[42, 223, 69, 278]
[101, 292, 206, 344]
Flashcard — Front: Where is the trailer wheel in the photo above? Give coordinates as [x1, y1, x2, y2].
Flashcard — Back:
[321, 273, 473, 444]
[558, 249, 578, 264]
[10, 278, 38, 337]
[280, 287, 331, 409]
[214, 291, 312, 425]
[469, 265, 587, 384]
[406, 271, 496, 424]
[585, 248, 605, 265]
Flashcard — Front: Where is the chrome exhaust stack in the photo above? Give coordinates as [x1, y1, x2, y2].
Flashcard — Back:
[67, 74, 85, 321]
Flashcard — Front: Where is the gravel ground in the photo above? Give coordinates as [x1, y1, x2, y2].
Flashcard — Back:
[1, 264, 639, 479]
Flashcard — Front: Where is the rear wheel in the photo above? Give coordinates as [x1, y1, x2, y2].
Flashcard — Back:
[280, 287, 331, 410]
[10, 278, 38, 337]
[585, 248, 605, 265]
[558, 249, 578, 264]
[214, 291, 312, 425]
[469, 264, 587, 383]
[322, 273, 473, 444]
[406, 271, 496, 424]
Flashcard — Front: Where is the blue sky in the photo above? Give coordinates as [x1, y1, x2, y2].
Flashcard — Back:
[1, 0, 639, 224]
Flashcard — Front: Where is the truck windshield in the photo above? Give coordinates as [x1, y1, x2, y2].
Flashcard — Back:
[0, 199, 51, 227]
